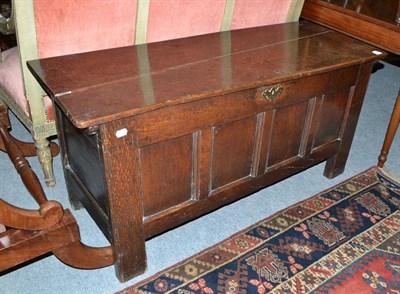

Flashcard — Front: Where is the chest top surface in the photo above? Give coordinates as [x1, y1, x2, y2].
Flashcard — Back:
[27, 20, 382, 128]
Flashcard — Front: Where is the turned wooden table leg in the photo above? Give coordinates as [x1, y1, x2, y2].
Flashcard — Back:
[378, 91, 400, 168]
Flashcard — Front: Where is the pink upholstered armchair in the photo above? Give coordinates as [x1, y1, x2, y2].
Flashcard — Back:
[0, 0, 304, 187]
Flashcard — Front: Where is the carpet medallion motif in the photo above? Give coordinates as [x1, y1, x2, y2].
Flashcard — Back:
[120, 168, 400, 293]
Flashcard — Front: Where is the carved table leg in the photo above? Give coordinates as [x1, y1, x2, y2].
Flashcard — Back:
[378, 91, 400, 168]
[35, 137, 56, 188]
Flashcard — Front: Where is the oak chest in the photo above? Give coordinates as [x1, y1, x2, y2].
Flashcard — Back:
[28, 21, 383, 281]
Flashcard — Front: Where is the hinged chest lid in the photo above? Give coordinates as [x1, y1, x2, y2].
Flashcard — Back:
[27, 20, 383, 129]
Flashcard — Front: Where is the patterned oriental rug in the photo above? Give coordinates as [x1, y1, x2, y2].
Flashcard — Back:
[119, 167, 400, 293]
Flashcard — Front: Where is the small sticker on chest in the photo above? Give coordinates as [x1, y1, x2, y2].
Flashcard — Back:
[116, 128, 128, 138]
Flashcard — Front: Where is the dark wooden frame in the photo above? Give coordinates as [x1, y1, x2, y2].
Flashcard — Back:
[301, 0, 400, 54]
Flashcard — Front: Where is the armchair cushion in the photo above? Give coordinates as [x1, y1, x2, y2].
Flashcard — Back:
[0, 47, 54, 121]
[0, 47, 27, 113]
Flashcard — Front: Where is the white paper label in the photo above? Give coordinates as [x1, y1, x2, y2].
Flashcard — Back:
[372, 50, 383, 55]
[116, 128, 128, 138]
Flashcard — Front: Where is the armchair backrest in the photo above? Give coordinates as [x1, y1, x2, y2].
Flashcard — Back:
[32, 0, 138, 58]
[31, 0, 304, 57]
[142, 0, 303, 43]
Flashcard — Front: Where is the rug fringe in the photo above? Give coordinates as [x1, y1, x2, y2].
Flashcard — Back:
[379, 166, 400, 183]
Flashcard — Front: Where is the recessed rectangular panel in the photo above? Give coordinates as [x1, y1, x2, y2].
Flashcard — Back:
[62, 114, 108, 215]
[140, 135, 193, 217]
[267, 101, 308, 167]
[211, 116, 257, 190]
[312, 88, 351, 149]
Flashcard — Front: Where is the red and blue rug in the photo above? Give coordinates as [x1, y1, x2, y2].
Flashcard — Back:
[120, 167, 400, 293]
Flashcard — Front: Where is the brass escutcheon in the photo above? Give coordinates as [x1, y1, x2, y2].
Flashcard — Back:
[262, 85, 283, 102]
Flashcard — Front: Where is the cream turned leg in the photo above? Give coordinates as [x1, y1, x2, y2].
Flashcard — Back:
[35, 137, 56, 188]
